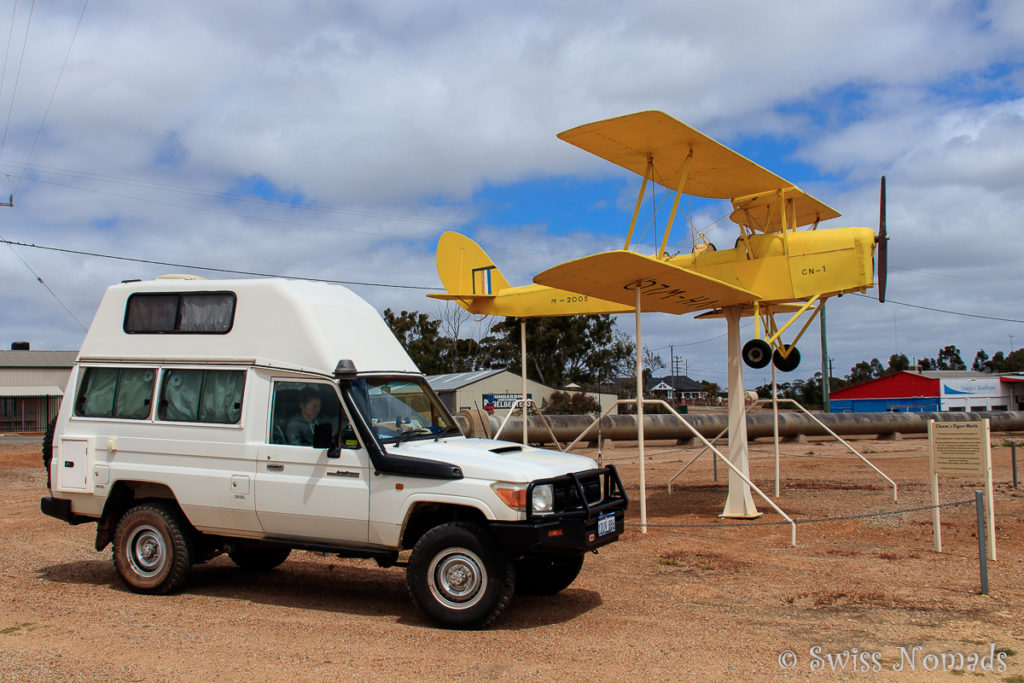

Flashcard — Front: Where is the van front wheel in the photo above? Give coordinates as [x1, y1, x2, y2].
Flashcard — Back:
[112, 502, 192, 594]
[406, 522, 514, 629]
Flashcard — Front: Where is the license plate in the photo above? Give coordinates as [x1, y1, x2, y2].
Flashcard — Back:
[597, 512, 615, 536]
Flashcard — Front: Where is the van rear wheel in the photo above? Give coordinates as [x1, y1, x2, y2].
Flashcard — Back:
[112, 502, 192, 594]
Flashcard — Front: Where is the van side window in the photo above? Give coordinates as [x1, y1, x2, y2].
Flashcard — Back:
[124, 292, 236, 334]
[75, 367, 156, 419]
[159, 369, 245, 423]
[270, 381, 352, 447]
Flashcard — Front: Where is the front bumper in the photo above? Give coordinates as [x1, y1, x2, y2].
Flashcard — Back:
[489, 465, 628, 556]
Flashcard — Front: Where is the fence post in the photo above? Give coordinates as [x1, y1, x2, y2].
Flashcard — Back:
[1012, 441, 1018, 489]
[976, 490, 989, 596]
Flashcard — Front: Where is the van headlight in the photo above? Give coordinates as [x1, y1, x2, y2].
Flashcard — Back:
[492, 482, 554, 514]
[531, 484, 554, 514]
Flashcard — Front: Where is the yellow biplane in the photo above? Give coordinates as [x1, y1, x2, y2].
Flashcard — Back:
[432, 110, 887, 372]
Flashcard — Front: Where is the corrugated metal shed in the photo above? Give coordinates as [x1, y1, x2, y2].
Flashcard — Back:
[0, 385, 64, 397]
[426, 369, 506, 392]
[0, 350, 77, 368]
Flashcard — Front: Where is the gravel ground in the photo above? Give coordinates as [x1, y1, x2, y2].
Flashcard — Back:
[2, 433, 1022, 680]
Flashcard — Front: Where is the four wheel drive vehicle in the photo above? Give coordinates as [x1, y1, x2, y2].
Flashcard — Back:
[40, 277, 627, 628]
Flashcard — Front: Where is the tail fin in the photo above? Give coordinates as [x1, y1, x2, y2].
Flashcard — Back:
[430, 231, 511, 300]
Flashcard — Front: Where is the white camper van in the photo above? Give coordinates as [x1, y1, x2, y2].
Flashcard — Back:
[41, 277, 627, 628]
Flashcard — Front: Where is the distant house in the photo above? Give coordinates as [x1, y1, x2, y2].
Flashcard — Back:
[650, 375, 705, 403]
[426, 369, 617, 415]
[828, 370, 1024, 413]
[0, 347, 77, 432]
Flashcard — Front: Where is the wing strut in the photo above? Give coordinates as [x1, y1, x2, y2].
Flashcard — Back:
[625, 157, 653, 250]
[658, 149, 693, 258]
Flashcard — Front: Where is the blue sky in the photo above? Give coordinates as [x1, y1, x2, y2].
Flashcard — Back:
[1, 0, 1023, 391]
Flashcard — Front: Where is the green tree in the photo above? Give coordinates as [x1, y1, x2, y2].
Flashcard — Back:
[486, 315, 632, 388]
[542, 390, 601, 415]
[383, 309, 450, 375]
[936, 345, 966, 371]
[887, 353, 910, 374]
[848, 359, 882, 384]
[972, 349, 989, 372]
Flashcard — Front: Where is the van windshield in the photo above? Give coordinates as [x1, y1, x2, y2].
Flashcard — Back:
[347, 375, 460, 443]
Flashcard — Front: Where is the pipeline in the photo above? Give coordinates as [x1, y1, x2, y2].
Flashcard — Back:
[456, 410, 1024, 443]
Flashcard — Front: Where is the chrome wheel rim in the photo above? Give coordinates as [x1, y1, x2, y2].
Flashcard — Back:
[427, 547, 486, 610]
[127, 524, 166, 577]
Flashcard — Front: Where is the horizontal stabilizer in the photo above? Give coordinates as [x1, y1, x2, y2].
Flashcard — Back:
[534, 251, 757, 315]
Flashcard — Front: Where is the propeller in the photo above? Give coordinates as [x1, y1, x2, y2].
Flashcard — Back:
[877, 175, 888, 303]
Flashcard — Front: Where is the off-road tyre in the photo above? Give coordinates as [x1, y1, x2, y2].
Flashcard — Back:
[228, 546, 291, 571]
[406, 522, 515, 629]
[112, 502, 193, 594]
[515, 553, 585, 595]
[42, 417, 56, 487]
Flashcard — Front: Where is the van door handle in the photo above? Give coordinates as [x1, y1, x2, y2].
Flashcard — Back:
[266, 463, 284, 472]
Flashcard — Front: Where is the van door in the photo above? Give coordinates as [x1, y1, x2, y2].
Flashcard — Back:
[255, 380, 370, 543]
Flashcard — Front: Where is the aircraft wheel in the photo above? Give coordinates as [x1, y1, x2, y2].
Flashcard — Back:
[741, 340, 772, 369]
[772, 345, 801, 372]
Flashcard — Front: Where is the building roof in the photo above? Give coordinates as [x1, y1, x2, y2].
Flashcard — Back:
[829, 371, 940, 400]
[425, 368, 507, 392]
[655, 375, 704, 392]
[919, 370, 989, 379]
[0, 385, 64, 397]
[0, 350, 78, 368]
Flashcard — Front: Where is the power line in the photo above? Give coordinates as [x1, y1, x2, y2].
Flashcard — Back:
[14, 0, 88, 194]
[852, 292, 1024, 324]
[0, 0, 33, 160]
[1, 231, 87, 330]
[0, 237, 441, 291]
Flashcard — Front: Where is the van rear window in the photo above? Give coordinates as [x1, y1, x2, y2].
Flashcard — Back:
[159, 369, 245, 424]
[124, 292, 236, 334]
[75, 367, 156, 419]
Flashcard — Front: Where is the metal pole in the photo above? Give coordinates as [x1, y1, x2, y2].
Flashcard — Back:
[976, 489, 989, 596]
[773, 362, 780, 497]
[635, 287, 647, 533]
[521, 319, 528, 446]
[820, 300, 830, 412]
[1012, 441, 1018, 489]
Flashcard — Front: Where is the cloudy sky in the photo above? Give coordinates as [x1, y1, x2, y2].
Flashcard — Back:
[1, 0, 1022, 390]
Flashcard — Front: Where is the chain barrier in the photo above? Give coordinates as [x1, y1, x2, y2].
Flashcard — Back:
[624, 498, 975, 529]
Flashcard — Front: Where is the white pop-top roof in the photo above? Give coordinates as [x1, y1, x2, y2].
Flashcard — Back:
[77, 277, 418, 376]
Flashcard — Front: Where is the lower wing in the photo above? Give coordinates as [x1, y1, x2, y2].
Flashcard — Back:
[534, 251, 757, 315]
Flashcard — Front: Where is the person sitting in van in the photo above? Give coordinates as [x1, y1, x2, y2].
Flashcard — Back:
[286, 390, 322, 446]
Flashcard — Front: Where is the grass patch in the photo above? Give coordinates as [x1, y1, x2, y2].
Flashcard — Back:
[658, 550, 746, 573]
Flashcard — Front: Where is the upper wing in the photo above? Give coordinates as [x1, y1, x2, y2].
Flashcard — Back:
[557, 110, 839, 231]
[533, 251, 757, 315]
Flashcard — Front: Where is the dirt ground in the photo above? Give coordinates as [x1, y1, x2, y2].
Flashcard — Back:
[2, 432, 1022, 681]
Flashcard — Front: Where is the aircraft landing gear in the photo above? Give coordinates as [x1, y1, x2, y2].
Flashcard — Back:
[741, 339, 772, 369]
[772, 345, 800, 372]
[742, 340, 801, 372]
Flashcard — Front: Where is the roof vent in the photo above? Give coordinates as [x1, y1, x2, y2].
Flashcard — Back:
[11, 341, 29, 350]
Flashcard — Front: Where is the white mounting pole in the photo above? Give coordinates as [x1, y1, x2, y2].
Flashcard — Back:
[521, 319, 528, 446]
[773, 362, 780, 498]
[635, 287, 647, 533]
[721, 307, 760, 518]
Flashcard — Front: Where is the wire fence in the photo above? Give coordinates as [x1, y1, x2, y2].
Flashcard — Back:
[625, 498, 975, 529]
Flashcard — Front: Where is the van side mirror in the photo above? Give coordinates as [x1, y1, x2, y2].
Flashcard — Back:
[313, 422, 333, 450]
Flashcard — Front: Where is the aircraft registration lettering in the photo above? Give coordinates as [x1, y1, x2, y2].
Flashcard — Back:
[623, 279, 718, 307]
[550, 295, 590, 304]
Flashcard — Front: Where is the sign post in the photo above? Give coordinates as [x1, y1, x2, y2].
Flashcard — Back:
[928, 419, 996, 561]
